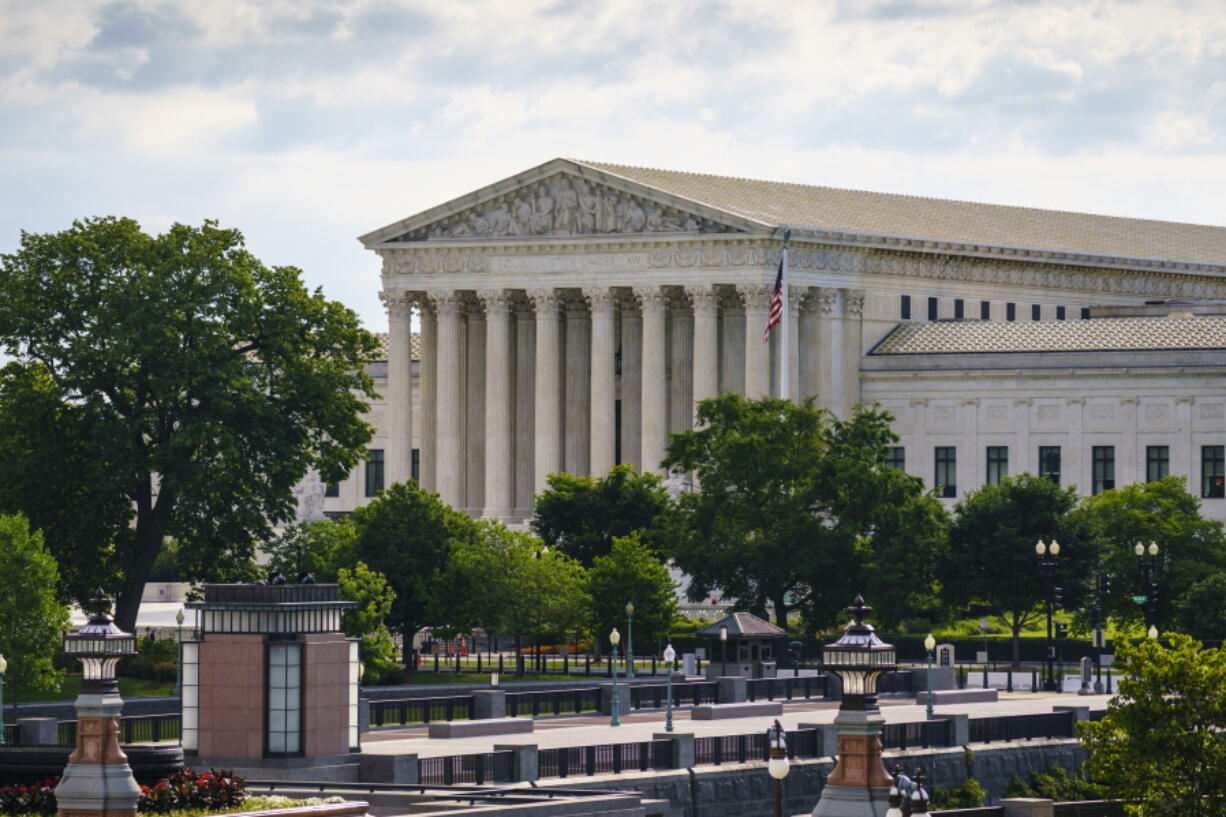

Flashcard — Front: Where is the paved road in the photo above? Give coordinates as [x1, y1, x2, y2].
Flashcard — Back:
[359, 692, 1110, 758]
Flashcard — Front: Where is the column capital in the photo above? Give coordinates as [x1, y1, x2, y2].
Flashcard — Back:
[526, 287, 564, 314]
[633, 286, 669, 315]
[797, 286, 821, 314]
[379, 290, 414, 318]
[736, 283, 772, 310]
[427, 290, 465, 318]
[583, 287, 619, 317]
[817, 287, 840, 316]
[477, 289, 515, 319]
[686, 284, 720, 314]
[563, 290, 591, 318]
[845, 289, 866, 318]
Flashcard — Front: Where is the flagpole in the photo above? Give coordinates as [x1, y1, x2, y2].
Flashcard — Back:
[779, 230, 791, 401]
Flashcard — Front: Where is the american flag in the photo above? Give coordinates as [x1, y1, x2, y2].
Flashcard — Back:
[763, 255, 784, 342]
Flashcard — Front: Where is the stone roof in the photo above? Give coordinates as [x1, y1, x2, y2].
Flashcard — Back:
[370, 332, 422, 361]
[696, 611, 786, 638]
[870, 315, 1226, 355]
[579, 160, 1226, 266]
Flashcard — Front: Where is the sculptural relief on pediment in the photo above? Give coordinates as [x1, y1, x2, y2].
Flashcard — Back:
[392, 175, 740, 241]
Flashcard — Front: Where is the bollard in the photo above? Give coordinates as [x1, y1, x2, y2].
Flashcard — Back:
[1031, 669, 1038, 692]
[586, 654, 591, 675]
[499, 654, 504, 674]
[1007, 666, 1013, 693]
[982, 664, 988, 688]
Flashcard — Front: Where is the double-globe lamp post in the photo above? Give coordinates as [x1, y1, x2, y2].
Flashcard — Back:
[0, 653, 6, 746]
[663, 642, 676, 732]
[175, 608, 185, 696]
[625, 601, 635, 679]
[609, 626, 621, 727]
[923, 634, 936, 720]
[719, 623, 728, 676]
[1135, 541, 1161, 640]
[767, 719, 790, 817]
[1035, 539, 1061, 692]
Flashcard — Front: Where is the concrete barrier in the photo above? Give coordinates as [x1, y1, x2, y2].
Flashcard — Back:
[691, 701, 783, 720]
[427, 717, 533, 739]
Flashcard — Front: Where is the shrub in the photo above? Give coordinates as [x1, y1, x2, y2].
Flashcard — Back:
[138, 769, 247, 814]
[0, 779, 57, 816]
[119, 636, 180, 683]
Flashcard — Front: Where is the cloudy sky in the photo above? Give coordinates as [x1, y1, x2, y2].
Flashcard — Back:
[2, 0, 1225, 331]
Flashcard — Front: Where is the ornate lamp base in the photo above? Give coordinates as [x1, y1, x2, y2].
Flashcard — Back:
[55, 693, 141, 817]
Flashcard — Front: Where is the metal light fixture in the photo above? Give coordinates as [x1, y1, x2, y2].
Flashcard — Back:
[1035, 540, 1061, 691]
[719, 623, 729, 676]
[822, 596, 897, 711]
[767, 719, 790, 817]
[923, 634, 936, 720]
[662, 642, 676, 732]
[175, 608, 185, 696]
[0, 652, 7, 746]
[63, 588, 137, 694]
[1147, 625, 1159, 640]
[609, 626, 621, 727]
[625, 601, 635, 678]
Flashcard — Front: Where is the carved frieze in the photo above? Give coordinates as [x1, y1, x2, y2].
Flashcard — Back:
[394, 174, 738, 241]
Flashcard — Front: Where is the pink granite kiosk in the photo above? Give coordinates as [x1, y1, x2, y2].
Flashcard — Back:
[181, 583, 359, 763]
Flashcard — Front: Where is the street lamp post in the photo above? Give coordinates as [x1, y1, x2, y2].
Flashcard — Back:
[719, 624, 728, 676]
[767, 719, 790, 817]
[1134, 541, 1162, 634]
[1035, 539, 1062, 692]
[663, 642, 676, 732]
[0, 653, 6, 746]
[1091, 568, 1110, 694]
[609, 627, 621, 727]
[625, 602, 635, 678]
[923, 634, 936, 720]
[175, 608, 185, 696]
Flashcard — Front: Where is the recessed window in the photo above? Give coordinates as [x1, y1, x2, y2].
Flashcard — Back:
[1081, 307, 1091, 320]
[1006, 303, 1016, 322]
[267, 642, 302, 757]
[411, 449, 421, 483]
[1056, 306, 1066, 321]
[1031, 304, 1041, 321]
[324, 482, 339, 498]
[1203, 446, 1225, 499]
[986, 446, 1008, 486]
[980, 301, 991, 320]
[935, 447, 957, 498]
[928, 297, 938, 321]
[1039, 446, 1061, 485]
[954, 299, 964, 319]
[365, 449, 385, 497]
[886, 447, 905, 472]
[1092, 446, 1115, 495]
[1146, 446, 1169, 483]
[900, 295, 911, 320]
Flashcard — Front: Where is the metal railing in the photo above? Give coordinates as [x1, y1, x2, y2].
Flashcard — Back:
[368, 695, 473, 727]
[0, 713, 179, 748]
[881, 719, 952, 750]
[417, 751, 515, 785]
[1052, 801, 1127, 817]
[506, 688, 601, 717]
[745, 676, 825, 702]
[967, 710, 1075, 743]
[537, 740, 671, 778]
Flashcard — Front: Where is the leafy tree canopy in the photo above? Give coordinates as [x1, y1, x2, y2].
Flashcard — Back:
[265, 518, 360, 583]
[1081, 633, 1226, 817]
[663, 395, 946, 630]
[0, 218, 379, 629]
[586, 533, 677, 655]
[531, 465, 674, 565]
[337, 561, 399, 683]
[1171, 573, 1226, 641]
[0, 514, 71, 700]
[939, 474, 1092, 663]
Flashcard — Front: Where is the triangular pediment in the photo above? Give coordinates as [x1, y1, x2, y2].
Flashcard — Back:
[360, 159, 765, 247]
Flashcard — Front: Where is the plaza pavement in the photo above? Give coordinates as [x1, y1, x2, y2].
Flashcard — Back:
[358, 692, 1111, 758]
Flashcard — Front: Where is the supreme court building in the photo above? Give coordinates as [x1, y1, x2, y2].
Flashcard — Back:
[318, 158, 1226, 524]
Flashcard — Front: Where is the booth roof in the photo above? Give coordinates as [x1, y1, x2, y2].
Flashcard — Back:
[697, 611, 786, 638]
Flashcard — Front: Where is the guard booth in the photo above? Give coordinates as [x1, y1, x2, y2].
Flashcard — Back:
[698, 612, 786, 679]
[181, 583, 359, 762]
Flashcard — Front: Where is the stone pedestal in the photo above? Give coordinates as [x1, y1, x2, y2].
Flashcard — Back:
[1001, 799, 1054, 817]
[812, 709, 891, 817]
[652, 732, 693, 769]
[599, 683, 631, 717]
[473, 690, 507, 720]
[716, 676, 747, 704]
[18, 717, 59, 746]
[55, 693, 142, 817]
[359, 752, 418, 784]
[494, 744, 538, 782]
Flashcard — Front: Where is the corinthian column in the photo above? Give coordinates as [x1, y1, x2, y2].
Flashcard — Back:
[687, 284, 719, 422]
[464, 298, 485, 514]
[587, 288, 617, 477]
[799, 288, 821, 400]
[619, 293, 642, 470]
[816, 287, 843, 416]
[564, 293, 591, 476]
[636, 286, 668, 473]
[738, 284, 772, 398]
[668, 290, 693, 433]
[843, 290, 865, 415]
[418, 295, 437, 491]
[379, 291, 413, 488]
[479, 289, 514, 519]
[529, 288, 563, 493]
[431, 291, 465, 509]
[514, 298, 536, 518]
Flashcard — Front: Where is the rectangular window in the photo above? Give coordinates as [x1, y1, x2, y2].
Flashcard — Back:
[324, 482, 339, 498]
[1146, 445, 1169, 483]
[986, 446, 1009, 486]
[980, 300, 991, 320]
[1039, 446, 1061, 485]
[928, 297, 938, 321]
[411, 449, 420, 482]
[1092, 446, 1115, 494]
[954, 299, 964, 319]
[935, 447, 957, 498]
[886, 447, 905, 472]
[1031, 304, 1041, 321]
[365, 449, 385, 497]
[181, 642, 199, 752]
[1006, 303, 1016, 322]
[1081, 307, 1091, 320]
[267, 642, 302, 756]
[1056, 306, 1066, 321]
[1203, 446, 1225, 498]
[900, 295, 911, 320]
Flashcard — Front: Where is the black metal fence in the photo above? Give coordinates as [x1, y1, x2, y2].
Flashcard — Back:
[0, 713, 179, 748]
[631, 681, 719, 709]
[933, 803, 1125, 817]
[506, 688, 601, 717]
[745, 676, 826, 701]
[537, 740, 672, 778]
[882, 719, 952, 750]
[368, 695, 473, 727]
[417, 751, 515, 785]
[967, 710, 1075, 743]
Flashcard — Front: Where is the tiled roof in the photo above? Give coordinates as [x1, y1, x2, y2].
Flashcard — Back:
[697, 611, 786, 638]
[578, 160, 1226, 265]
[371, 332, 422, 361]
[871, 315, 1226, 355]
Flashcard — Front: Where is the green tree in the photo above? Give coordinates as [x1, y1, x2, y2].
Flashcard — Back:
[1170, 573, 1226, 641]
[337, 561, 399, 683]
[265, 518, 360, 583]
[1076, 476, 1226, 632]
[938, 474, 1092, 664]
[0, 514, 71, 703]
[0, 218, 378, 630]
[663, 395, 946, 629]
[531, 465, 674, 565]
[352, 481, 475, 665]
[586, 534, 677, 655]
[1081, 633, 1226, 817]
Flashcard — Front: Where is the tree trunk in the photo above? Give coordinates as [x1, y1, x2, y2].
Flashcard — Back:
[114, 480, 174, 633]
[773, 594, 789, 630]
[1011, 615, 1022, 669]
[403, 621, 418, 674]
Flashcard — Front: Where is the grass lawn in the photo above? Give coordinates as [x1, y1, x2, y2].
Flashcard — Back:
[9, 675, 175, 704]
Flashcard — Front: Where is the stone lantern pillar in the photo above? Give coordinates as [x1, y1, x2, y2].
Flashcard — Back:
[813, 595, 896, 817]
[55, 589, 142, 817]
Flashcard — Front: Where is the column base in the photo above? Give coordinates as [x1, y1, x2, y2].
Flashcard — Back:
[55, 763, 141, 817]
[811, 784, 892, 817]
